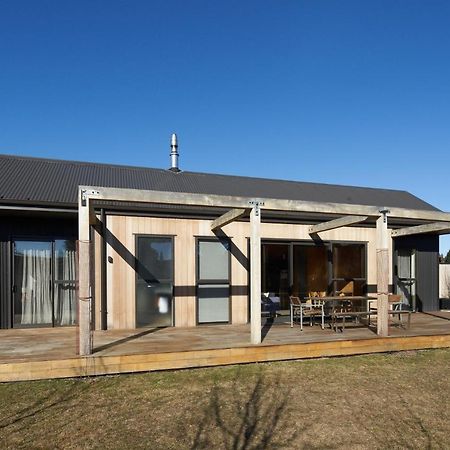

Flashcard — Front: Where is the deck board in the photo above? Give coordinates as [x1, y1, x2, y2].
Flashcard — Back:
[0, 313, 449, 382]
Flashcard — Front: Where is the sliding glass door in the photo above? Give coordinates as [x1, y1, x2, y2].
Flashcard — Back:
[13, 240, 77, 327]
[292, 245, 329, 299]
[261, 241, 367, 311]
[135, 236, 174, 327]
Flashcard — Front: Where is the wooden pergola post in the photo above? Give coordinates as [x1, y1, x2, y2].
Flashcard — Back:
[376, 211, 390, 337]
[78, 191, 93, 355]
[250, 201, 262, 345]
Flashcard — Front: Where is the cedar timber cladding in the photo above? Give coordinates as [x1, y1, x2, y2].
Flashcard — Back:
[104, 215, 383, 329]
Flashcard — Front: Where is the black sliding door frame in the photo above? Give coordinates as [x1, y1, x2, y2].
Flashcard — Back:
[196, 237, 231, 325]
[260, 239, 368, 302]
[11, 237, 77, 328]
[135, 234, 175, 328]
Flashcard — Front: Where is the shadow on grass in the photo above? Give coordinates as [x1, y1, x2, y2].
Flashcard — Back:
[0, 381, 92, 432]
[190, 373, 299, 450]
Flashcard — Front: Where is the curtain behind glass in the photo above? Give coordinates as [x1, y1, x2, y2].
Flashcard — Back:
[19, 248, 52, 325]
[54, 241, 77, 326]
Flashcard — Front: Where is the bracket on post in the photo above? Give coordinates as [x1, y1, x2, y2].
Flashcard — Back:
[249, 200, 265, 217]
[379, 207, 390, 223]
[81, 189, 100, 206]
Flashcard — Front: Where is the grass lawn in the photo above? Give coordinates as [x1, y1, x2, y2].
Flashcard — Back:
[0, 349, 449, 449]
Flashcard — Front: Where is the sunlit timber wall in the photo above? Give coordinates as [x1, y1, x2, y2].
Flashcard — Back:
[93, 215, 393, 330]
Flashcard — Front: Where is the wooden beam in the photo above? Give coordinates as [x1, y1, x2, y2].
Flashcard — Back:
[376, 215, 389, 337]
[211, 208, 249, 231]
[80, 185, 450, 222]
[391, 222, 450, 238]
[250, 204, 262, 345]
[78, 194, 93, 356]
[308, 215, 368, 234]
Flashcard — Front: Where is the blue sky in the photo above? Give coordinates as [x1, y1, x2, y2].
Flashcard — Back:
[1, 1, 449, 253]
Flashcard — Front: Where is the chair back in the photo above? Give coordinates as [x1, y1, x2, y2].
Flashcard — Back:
[337, 281, 354, 296]
[388, 294, 402, 303]
[290, 296, 302, 306]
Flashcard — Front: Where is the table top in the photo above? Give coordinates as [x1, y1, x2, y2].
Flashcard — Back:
[304, 295, 376, 302]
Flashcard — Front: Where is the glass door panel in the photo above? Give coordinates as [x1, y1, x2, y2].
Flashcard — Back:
[396, 249, 416, 310]
[136, 236, 173, 327]
[332, 244, 366, 295]
[13, 241, 53, 327]
[262, 244, 290, 309]
[292, 245, 329, 299]
[54, 240, 77, 326]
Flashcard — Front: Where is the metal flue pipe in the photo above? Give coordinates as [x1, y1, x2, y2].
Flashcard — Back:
[169, 133, 180, 172]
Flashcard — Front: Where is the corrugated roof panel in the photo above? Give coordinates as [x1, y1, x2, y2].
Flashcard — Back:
[0, 154, 439, 211]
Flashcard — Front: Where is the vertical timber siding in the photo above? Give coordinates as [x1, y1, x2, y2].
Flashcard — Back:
[394, 234, 440, 311]
[102, 215, 387, 330]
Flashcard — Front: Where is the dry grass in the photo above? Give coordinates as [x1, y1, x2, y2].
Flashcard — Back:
[0, 349, 449, 449]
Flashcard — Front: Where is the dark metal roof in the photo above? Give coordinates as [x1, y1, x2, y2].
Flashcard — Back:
[0, 154, 439, 211]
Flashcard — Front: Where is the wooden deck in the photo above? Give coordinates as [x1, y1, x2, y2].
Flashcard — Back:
[0, 312, 449, 382]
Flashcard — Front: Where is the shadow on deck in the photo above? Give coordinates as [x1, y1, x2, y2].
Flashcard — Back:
[0, 312, 449, 382]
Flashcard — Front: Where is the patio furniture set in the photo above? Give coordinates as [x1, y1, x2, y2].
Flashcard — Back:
[289, 292, 412, 332]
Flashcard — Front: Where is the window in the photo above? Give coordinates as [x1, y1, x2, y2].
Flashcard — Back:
[197, 239, 230, 323]
[332, 243, 366, 295]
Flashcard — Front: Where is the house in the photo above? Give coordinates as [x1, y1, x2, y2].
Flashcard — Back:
[1, 145, 449, 355]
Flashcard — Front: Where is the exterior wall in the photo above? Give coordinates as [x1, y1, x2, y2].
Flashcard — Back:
[440, 264, 450, 299]
[394, 234, 440, 311]
[101, 215, 392, 330]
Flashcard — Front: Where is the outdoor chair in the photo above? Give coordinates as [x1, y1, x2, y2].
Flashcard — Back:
[368, 294, 410, 328]
[290, 295, 324, 331]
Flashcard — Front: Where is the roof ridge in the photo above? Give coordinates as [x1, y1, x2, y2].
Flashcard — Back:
[0, 153, 169, 173]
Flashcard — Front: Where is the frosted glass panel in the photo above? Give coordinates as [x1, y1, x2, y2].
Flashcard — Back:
[136, 237, 173, 327]
[198, 284, 229, 323]
[198, 240, 229, 280]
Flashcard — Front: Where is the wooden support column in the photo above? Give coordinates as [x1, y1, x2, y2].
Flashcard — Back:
[78, 192, 93, 356]
[250, 202, 262, 345]
[376, 213, 389, 337]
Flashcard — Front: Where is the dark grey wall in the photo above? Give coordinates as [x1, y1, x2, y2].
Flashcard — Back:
[394, 234, 440, 311]
[0, 212, 77, 328]
[0, 241, 11, 328]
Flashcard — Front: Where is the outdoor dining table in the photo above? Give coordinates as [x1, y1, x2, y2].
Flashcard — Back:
[304, 295, 377, 331]
[305, 295, 375, 305]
